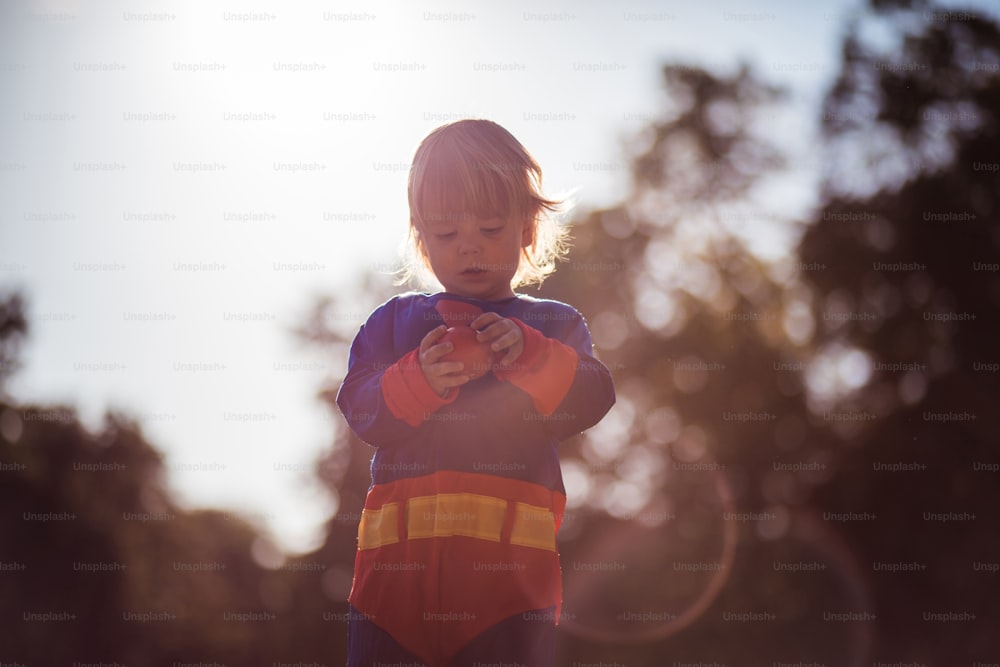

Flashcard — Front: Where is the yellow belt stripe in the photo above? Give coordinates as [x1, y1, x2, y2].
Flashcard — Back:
[509, 502, 557, 551]
[357, 494, 555, 552]
[407, 493, 507, 541]
[358, 502, 400, 549]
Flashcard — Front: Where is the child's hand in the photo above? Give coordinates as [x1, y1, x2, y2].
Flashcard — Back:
[470, 312, 524, 366]
[419, 325, 472, 397]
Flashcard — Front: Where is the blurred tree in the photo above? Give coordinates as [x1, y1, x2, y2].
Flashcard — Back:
[800, 0, 1000, 661]
[0, 290, 28, 396]
[529, 63, 862, 662]
[0, 290, 348, 665]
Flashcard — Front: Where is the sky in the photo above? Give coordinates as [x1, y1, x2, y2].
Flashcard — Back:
[3, 0, 989, 553]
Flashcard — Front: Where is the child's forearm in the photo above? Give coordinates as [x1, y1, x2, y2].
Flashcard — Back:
[493, 318, 579, 415]
[380, 349, 458, 426]
[493, 317, 616, 440]
[539, 352, 617, 440]
[336, 367, 416, 447]
[337, 345, 463, 445]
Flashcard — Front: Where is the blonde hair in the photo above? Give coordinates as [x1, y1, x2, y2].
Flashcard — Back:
[397, 119, 570, 290]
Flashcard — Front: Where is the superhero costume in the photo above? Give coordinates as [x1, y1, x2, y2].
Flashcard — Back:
[336, 291, 616, 666]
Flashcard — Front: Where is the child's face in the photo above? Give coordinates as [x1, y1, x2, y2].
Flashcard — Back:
[418, 213, 532, 301]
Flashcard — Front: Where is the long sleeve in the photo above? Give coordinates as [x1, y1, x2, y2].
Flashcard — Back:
[493, 318, 579, 415]
[380, 349, 458, 427]
[336, 300, 455, 447]
[495, 307, 616, 442]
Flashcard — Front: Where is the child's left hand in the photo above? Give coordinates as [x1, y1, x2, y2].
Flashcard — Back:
[470, 312, 524, 366]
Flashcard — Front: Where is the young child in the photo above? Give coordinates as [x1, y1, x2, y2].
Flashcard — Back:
[336, 119, 616, 667]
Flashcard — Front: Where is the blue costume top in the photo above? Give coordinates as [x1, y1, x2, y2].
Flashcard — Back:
[336, 291, 616, 666]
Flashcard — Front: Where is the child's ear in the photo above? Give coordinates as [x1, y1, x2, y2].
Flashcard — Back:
[520, 218, 534, 248]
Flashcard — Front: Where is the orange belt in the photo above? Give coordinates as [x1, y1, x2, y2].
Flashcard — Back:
[358, 492, 556, 552]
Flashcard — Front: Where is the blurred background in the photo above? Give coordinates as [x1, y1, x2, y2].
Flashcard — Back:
[1, 0, 998, 664]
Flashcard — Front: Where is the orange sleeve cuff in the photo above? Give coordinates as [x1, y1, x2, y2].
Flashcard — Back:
[494, 319, 578, 416]
[380, 349, 458, 427]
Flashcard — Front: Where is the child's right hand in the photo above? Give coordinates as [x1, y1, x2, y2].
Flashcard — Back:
[418, 325, 471, 397]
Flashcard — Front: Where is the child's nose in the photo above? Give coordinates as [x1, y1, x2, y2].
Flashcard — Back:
[457, 233, 481, 253]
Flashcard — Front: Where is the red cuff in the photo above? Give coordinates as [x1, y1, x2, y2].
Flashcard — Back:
[494, 319, 578, 415]
[381, 349, 458, 427]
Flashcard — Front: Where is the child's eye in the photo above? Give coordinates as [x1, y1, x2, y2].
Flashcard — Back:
[481, 227, 503, 235]
[434, 232, 457, 240]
